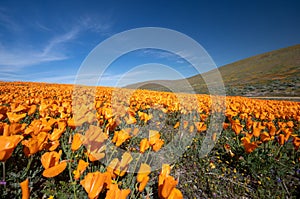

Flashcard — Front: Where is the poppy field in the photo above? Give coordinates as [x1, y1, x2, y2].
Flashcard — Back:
[0, 81, 299, 198]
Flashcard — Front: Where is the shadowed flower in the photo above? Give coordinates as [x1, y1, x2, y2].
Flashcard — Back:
[278, 134, 285, 145]
[293, 137, 300, 150]
[241, 137, 258, 154]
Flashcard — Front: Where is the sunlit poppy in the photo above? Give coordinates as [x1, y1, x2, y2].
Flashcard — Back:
[167, 188, 183, 199]
[137, 163, 151, 192]
[160, 176, 178, 198]
[194, 122, 207, 132]
[6, 112, 27, 123]
[231, 119, 243, 135]
[112, 129, 131, 147]
[80, 171, 111, 199]
[20, 178, 29, 199]
[74, 159, 89, 180]
[114, 152, 132, 177]
[140, 138, 150, 153]
[3, 122, 26, 136]
[49, 121, 66, 141]
[152, 139, 164, 152]
[105, 183, 131, 199]
[22, 132, 48, 157]
[0, 135, 23, 161]
[71, 133, 82, 151]
[41, 150, 67, 178]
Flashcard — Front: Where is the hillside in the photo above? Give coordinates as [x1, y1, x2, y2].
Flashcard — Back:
[125, 44, 300, 97]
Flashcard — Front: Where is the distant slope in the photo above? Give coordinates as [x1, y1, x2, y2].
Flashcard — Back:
[125, 44, 300, 96]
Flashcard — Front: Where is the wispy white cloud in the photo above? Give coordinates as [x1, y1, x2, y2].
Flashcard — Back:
[0, 7, 116, 84]
[139, 49, 187, 64]
[0, 13, 114, 71]
[42, 28, 79, 56]
[0, 7, 21, 32]
[0, 42, 68, 71]
[78, 15, 113, 35]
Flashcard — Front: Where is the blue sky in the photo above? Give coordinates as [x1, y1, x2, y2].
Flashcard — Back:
[0, 0, 299, 87]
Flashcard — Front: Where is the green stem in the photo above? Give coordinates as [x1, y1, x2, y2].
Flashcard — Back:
[68, 161, 77, 199]
[21, 156, 33, 179]
[2, 162, 6, 188]
[62, 140, 77, 199]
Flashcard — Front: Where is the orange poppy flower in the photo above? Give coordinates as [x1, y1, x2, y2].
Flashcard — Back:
[80, 171, 111, 199]
[260, 132, 273, 142]
[20, 178, 30, 199]
[119, 152, 133, 168]
[22, 132, 48, 157]
[231, 120, 243, 135]
[194, 122, 207, 132]
[137, 163, 151, 192]
[241, 137, 258, 153]
[3, 122, 26, 136]
[293, 137, 300, 150]
[41, 150, 67, 178]
[112, 130, 131, 147]
[140, 138, 150, 153]
[125, 114, 137, 124]
[167, 188, 183, 199]
[138, 111, 152, 123]
[6, 112, 27, 123]
[114, 152, 132, 177]
[152, 139, 164, 152]
[278, 134, 285, 145]
[84, 125, 108, 144]
[47, 140, 60, 151]
[49, 121, 66, 141]
[223, 122, 230, 130]
[107, 158, 119, 179]
[74, 159, 89, 180]
[27, 104, 37, 116]
[158, 164, 173, 198]
[43, 161, 67, 178]
[71, 133, 82, 151]
[252, 122, 264, 138]
[160, 176, 178, 198]
[105, 183, 131, 199]
[173, 122, 180, 129]
[0, 135, 23, 161]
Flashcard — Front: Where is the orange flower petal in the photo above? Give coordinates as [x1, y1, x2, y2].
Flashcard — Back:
[42, 161, 67, 178]
[20, 178, 30, 199]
